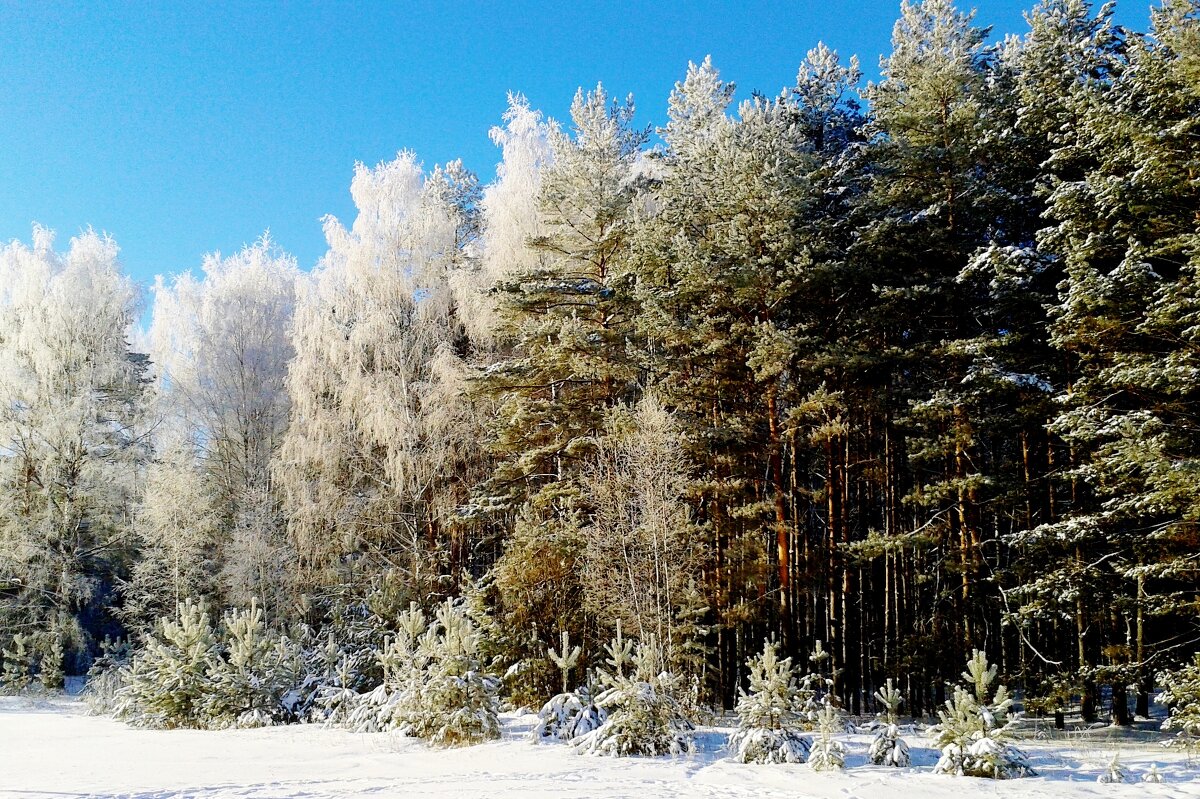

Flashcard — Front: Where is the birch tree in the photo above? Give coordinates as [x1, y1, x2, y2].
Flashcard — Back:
[277, 153, 482, 598]
[0, 226, 146, 662]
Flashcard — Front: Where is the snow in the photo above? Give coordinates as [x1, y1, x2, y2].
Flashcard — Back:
[2, 696, 1198, 799]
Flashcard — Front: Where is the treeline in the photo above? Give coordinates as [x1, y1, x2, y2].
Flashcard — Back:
[2, 0, 1198, 722]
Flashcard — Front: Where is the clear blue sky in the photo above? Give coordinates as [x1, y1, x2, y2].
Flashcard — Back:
[0, 1, 1151, 290]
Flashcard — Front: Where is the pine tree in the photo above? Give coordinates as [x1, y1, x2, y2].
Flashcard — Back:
[1027, 0, 1200, 724]
[930, 651, 1034, 778]
[478, 82, 647, 509]
[117, 599, 219, 728]
[574, 635, 695, 757]
[868, 679, 911, 767]
[808, 701, 847, 771]
[548, 629, 581, 695]
[82, 636, 130, 715]
[1097, 752, 1128, 783]
[633, 52, 837, 690]
[204, 602, 298, 728]
[1158, 652, 1200, 745]
[727, 640, 811, 764]
[418, 600, 501, 747]
[533, 628, 606, 742]
[1, 633, 34, 693]
[998, 0, 1126, 726]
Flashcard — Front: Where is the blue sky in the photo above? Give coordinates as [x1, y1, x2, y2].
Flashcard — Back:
[0, 1, 1151, 290]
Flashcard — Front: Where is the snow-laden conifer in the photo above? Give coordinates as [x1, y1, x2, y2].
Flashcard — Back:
[1, 634, 34, 693]
[345, 602, 433, 733]
[929, 650, 1034, 779]
[417, 600, 501, 747]
[727, 640, 811, 764]
[116, 599, 219, 728]
[868, 678, 910, 767]
[83, 637, 131, 715]
[1097, 752, 1127, 784]
[203, 602, 299, 728]
[574, 635, 694, 757]
[808, 701, 847, 771]
[533, 630, 605, 742]
[1158, 653, 1200, 747]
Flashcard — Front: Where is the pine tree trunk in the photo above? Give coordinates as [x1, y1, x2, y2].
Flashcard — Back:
[767, 385, 791, 647]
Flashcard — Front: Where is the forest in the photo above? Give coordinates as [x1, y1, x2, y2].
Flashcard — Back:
[1, 0, 1199, 747]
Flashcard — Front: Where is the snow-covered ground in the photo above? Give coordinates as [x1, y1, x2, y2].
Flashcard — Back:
[1, 696, 1197, 799]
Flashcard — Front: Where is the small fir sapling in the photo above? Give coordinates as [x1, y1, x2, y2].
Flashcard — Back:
[347, 602, 435, 733]
[808, 700, 847, 771]
[727, 639, 812, 764]
[929, 650, 1035, 779]
[797, 640, 835, 726]
[203, 602, 299, 728]
[36, 629, 65, 690]
[1097, 752, 1128, 784]
[604, 620, 634, 679]
[868, 678, 910, 767]
[417, 600, 501, 747]
[83, 636, 131, 715]
[1142, 763, 1163, 783]
[549, 630, 581, 695]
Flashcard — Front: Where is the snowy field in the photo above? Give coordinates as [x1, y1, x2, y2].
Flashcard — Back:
[1, 696, 1198, 799]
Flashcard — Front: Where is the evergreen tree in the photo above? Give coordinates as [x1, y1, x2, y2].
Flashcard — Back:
[807, 701, 847, 771]
[574, 635, 695, 757]
[1, 633, 34, 693]
[1024, 0, 1200, 724]
[203, 602, 298, 728]
[1158, 652, 1200, 744]
[117, 599, 219, 728]
[727, 640, 811, 764]
[929, 651, 1034, 778]
[868, 679, 911, 767]
[416, 600, 501, 747]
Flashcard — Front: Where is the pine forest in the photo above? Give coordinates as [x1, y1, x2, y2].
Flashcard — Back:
[3, 0, 1200, 769]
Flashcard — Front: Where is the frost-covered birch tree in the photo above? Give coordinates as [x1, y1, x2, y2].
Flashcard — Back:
[0, 226, 146, 664]
[581, 398, 705, 674]
[147, 237, 299, 614]
[276, 153, 483, 598]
